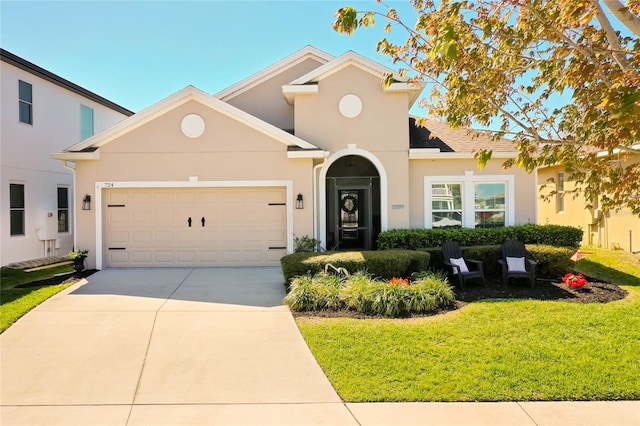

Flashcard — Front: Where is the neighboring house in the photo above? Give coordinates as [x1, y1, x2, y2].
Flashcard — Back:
[52, 46, 537, 269]
[538, 149, 640, 253]
[1, 49, 133, 266]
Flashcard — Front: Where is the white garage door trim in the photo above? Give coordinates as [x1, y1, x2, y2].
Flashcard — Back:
[94, 179, 294, 269]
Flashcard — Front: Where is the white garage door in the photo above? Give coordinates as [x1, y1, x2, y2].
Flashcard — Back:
[104, 187, 287, 267]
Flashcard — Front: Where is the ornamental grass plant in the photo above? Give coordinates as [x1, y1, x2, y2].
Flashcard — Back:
[284, 271, 454, 317]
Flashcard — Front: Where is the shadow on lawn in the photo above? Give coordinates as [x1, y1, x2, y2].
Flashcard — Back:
[576, 258, 640, 287]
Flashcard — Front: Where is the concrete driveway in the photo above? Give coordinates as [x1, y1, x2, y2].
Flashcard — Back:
[3, 268, 639, 426]
[0, 267, 355, 425]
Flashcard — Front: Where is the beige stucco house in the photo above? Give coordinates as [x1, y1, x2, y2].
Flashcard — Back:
[538, 149, 640, 253]
[52, 46, 537, 269]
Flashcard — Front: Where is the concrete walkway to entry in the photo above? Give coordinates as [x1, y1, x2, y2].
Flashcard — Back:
[1, 267, 639, 425]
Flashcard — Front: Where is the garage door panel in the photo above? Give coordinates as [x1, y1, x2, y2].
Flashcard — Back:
[155, 251, 175, 263]
[131, 192, 153, 203]
[109, 231, 129, 244]
[132, 251, 152, 263]
[104, 187, 287, 267]
[266, 249, 286, 261]
[155, 231, 174, 243]
[109, 250, 130, 265]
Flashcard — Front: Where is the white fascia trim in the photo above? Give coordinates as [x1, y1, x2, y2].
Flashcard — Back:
[94, 179, 294, 270]
[385, 82, 425, 107]
[318, 147, 388, 251]
[282, 84, 318, 104]
[51, 151, 100, 161]
[287, 150, 327, 159]
[214, 46, 334, 101]
[290, 51, 403, 85]
[62, 86, 320, 153]
[596, 143, 640, 157]
[409, 150, 517, 159]
[423, 172, 515, 229]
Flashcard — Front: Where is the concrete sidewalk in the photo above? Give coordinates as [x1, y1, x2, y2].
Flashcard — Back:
[1, 268, 638, 425]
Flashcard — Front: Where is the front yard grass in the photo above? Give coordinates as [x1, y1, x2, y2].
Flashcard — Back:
[1, 265, 75, 333]
[295, 248, 640, 401]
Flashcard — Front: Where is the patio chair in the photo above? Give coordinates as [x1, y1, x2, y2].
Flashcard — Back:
[498, 240, 537, 287]
[442, 240, 485, 291]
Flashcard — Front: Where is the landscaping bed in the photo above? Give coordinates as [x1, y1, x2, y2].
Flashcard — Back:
[14, 269, 97, 288]
[455, 276, 628, 305]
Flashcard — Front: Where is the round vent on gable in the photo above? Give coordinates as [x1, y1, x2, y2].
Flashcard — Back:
[181, 114, 205, 138]
[338, 94, 363, 118]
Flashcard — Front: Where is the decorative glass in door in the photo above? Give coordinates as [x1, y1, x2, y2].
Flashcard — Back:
[339, 190, 359, 240]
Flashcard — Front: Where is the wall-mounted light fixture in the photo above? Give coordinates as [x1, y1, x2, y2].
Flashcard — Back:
[296, 193, 304, 209]
[82, 194, 91, 211]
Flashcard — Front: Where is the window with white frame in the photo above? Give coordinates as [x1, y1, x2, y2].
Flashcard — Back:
[19, 80, 33, 125]
[58, 187, 69, 233]
[80, 105, 94, 140]
[10, 183, 25, 236]
[474, 183, 506, 228]
[431, 183, 463, 228]
[424, 172, 515, 229]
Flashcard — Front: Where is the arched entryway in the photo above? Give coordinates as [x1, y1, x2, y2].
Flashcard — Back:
[325, 155, 381, 250]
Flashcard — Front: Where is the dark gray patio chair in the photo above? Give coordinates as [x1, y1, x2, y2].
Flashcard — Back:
[442, 240, 485, 291]
[498, 239, 537, 287]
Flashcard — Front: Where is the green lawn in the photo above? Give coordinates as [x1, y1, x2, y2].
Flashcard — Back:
[296, 248, 640, 402]
[1, 265, 75, 333]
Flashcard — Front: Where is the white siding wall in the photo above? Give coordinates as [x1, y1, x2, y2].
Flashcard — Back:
[0, 60, 128, 265]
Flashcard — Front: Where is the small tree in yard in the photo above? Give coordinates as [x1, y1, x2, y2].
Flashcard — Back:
[334, 0, 640, 214]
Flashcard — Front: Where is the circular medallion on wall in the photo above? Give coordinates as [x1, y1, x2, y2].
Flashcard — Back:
[338, 94, 363, 118]
[181, 114, 205, 138]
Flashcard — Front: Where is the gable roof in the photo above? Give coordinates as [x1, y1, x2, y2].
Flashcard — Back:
[52, 85, 321, 161]
[409, 117, 517, 159]
[1, 48, 134, 116]
[283, 50, 424, 106]
[214, 45, 334, 101]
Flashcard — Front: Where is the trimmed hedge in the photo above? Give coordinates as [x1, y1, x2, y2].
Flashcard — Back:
[280, 250, 431, 286]
[378, 224, 583, 250]
[423, 244, 574, 277]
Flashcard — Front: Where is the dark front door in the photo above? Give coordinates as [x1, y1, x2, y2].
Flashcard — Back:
[325, 155, 380, 251]
[335, 187, 372, 250]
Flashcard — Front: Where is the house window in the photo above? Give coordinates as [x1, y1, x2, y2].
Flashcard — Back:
[19, 80, 33, 125]
[557, 172, 565, 213]
[474, 183, 506, 228]
[431, 183, 463, 228]
[10, 183, 25, 236]
[58, 187, 69, 233]
[424, 172, 515, 229]
[81, 105, 94, 140]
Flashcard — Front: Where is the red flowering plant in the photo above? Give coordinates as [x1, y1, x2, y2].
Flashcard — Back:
[562, 272, 587, 288]
[389, 277, 409, 287]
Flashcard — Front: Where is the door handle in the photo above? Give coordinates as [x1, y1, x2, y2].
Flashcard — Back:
[201, 217, 206, 227]
[188, 217, 192, 227]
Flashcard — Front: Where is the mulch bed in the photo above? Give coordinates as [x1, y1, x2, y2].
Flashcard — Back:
[15, 269, 98, 288]
[457, 276, 628, 305]
[293, 275, 628, 319]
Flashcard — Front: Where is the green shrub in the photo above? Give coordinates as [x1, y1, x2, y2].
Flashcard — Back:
[424, 244, 574, 278]
[378, 224, 583, 250]
[526, 245, 574, 277]
[280, 250, 430, 286]
[284, 271, 454, 317]
[293, 235, 322, 253]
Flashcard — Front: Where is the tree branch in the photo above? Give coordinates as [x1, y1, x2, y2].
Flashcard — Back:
[602, 0, 640, 37]
[592, 0, 634, 71]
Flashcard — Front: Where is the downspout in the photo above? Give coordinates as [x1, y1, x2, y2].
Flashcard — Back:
[62, 161, 77, 250]
[312, 157, 327, 243]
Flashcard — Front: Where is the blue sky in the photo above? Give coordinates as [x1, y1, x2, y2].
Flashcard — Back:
[1, 1, 418, 113]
